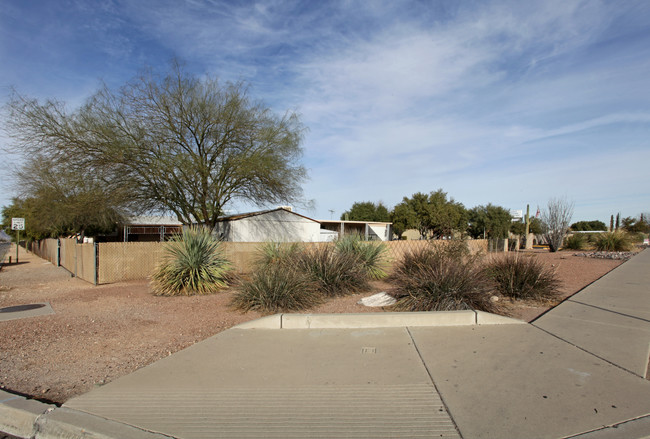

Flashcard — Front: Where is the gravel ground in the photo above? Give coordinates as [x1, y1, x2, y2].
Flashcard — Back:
[0, 245, 627, 404]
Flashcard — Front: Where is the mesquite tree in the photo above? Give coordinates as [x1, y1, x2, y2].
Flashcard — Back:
[6, 61, 307, 229]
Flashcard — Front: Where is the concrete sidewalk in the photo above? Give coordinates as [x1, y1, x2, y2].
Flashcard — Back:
[2, 250, 649, 438]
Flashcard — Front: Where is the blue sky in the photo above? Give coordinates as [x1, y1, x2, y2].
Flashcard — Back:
[1, 0, 649, 223]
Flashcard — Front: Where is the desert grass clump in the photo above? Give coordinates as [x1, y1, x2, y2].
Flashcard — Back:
[334, 234, 389, 279]
[256, 241, 303, 268]
[594, 231, 633, 252]
[485, 253, 559, 301]
[391, 241, 498, 312]
[151, 227, 231, 296]
[232, 264, 320, 313]
[563, 234, 586, 250]
[298, 244, 369, 297]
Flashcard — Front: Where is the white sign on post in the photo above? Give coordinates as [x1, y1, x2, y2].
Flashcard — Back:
[11, 218, 25, 230]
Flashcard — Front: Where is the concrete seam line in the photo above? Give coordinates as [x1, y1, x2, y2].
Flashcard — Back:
[530, 323, 644, 379]
[32, 407, 56, 439]
[560, 413, 650, 438]
[566, 299, 650, 324]
[406, 327, 464, 439]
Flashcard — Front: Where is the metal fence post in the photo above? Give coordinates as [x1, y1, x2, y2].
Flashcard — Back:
[94, 242, 98, 285]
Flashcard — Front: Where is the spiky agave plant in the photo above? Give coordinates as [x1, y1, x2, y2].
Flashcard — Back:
[151, 227, 231, 296]
[334, 234, 389, 280]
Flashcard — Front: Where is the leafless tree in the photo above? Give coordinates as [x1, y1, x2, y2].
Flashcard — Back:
[541, 197, 574, 252]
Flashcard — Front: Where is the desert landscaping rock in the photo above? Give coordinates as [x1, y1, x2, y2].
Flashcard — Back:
[357, 292, 397, 307]
[573, 251, 636, 261]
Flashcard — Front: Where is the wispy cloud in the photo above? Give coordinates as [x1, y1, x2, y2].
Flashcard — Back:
[1, 0, 649, 222]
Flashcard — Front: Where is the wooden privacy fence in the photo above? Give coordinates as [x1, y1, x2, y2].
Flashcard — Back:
[28, 238, 490, 285]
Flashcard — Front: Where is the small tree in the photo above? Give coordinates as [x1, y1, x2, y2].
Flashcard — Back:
[6, 153, 130, 240]
[395, 190, 466, 240]
[468, 204, 512, 239]
[390, 203, 414, 239]
[621, 215, 650, 234]
[540, 198, 574, 252]
[570, 220, 607, 231]
[341, 201, 390, 222]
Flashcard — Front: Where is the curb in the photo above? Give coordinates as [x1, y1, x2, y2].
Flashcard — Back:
[0, 390, 174, 439]
[234, 310, 524, 329]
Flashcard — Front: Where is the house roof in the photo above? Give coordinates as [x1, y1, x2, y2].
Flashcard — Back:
[215, 208, 320, 223]
[125, 216, 183, 226]
[318, 219, 392, 226]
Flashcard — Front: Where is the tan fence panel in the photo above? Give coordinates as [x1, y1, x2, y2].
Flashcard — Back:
[29, 238, 59, 264]
[222, 242, 262, 274]
[76, 243, 96, 284]
[94, 239, 491, 285]
[59, 238, 77, 274]
[468, 239, 488, 254]
[45, 239, 59, 264]
[98, 242, 165, 284]
[385, 239, 488, 263]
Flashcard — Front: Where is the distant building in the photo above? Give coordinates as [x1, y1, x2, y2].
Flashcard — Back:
[317, 220, 393, 241]
[122, 216, 183, 242]
[214, 208, 322, 242]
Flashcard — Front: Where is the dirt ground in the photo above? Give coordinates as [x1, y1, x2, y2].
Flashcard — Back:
[0, 245, 627, 405]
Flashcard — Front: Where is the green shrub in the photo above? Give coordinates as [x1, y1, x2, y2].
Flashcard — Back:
[583, 233, 600, 244]
[391, 241, 497, 312]
[298, 245, 369, 297]
[151, 227, 231, 296]
[256, 241, 303, 268]
[232, 264, 320, 313]
[563, 234, 586, 250]
[594, 232, 633, 251]
[334, 234, 389, 279]
[626, 232, 645, 243]
[485, 253, 559, 301]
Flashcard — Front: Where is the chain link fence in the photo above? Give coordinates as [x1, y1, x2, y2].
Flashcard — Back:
[25, 238, 491, 285]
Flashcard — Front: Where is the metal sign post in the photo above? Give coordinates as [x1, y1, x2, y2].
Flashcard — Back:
[11, 218, 25, 264]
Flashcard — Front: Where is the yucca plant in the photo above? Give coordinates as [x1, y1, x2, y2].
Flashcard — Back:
[151, 227, 231, 296]
[594, 231, 632, 252]
[391, 242, 497, 312]
[484, 253, 559, 301]
[232, 264, 320, 313]
[334, 234, 389, 279]
[298, 244, 369, 297]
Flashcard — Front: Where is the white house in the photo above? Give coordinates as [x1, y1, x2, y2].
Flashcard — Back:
[317, 220, 393, 241]
[213, 208, 322, 242]
[123, 216, 183, 242]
